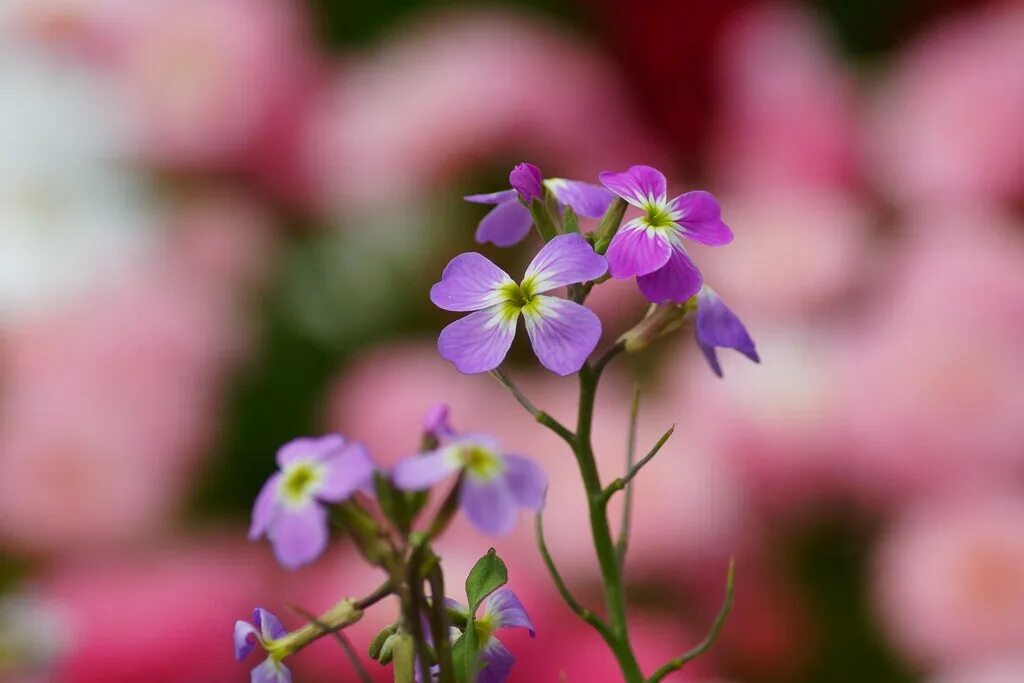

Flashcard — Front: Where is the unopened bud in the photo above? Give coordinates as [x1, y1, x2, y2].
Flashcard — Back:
[369, 623, 399, 661]
[618, 299, 696, 352]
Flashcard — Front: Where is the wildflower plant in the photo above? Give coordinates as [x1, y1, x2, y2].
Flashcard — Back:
[237, 162, 756, 683]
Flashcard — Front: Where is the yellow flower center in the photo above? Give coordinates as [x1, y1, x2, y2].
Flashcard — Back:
[280, 462, 322, 504]
[457, 444, 505, 482]
[642, 201, 677, 231]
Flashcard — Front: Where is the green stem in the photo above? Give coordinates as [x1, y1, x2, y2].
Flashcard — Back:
[490, 366, 574, 445]
[601, 424, 675, 504]
[616, 384, 641, 569]
[426, 563, 455, 683]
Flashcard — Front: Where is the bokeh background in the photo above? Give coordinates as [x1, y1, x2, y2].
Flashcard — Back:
[2, 0, 1023, 681]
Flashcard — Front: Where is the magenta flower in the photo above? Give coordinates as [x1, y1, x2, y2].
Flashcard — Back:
[431, 233, 607, 376]
[447, 588, 535, 683]
[600, 165, 732, 303]
[466, 163, 615, 246]
[234, 608, 291, 683]
[392, 435, 546, 535]
[695, 286, 759, 377]
[249, 435, 374, 569]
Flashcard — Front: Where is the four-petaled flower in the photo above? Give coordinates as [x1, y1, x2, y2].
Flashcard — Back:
[234, 608, 291, 683]
[600, 164, 732, 303]
[447, 588, 535, 683]
[431, 233, 607, 376]
[466, 163, 615, 247]
[695, 286, 759, 377]
[392, 435, 546, 535]
[249, 435, 374, 569]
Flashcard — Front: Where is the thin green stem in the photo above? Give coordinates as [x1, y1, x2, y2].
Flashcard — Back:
[646, 559, 736, 683]
[426, 563, 455, 683]
[601, 424, 676, 504]
[615, 384, 641, 569]
[287, 604, 372, 683]
[490, 366, 575, 445]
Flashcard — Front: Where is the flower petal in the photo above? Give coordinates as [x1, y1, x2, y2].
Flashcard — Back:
[509, 162, 543, 202]
[318, 442, 375, 501]
[695, 287, 759, 377]
[544, 178, 615, 217]
[523, 296, 601, 376]
[275, 435, 345, 468]
[268, 503, 328, 570]
[475, 200, 533, 247]
[672, 191, 733, 246]
[478, 637, 516, 683]
[599, 165, 667, 206]
[252, 657, 292, 683]
[605, 221, 673, 278]
[460, 478, 519, 536]
[437, 306, 518, 375]
[524, 233, 607, 293]
[249, 473, 282, 541]
[392, 450, 460, 490]
[464, 189, 518, 204]
[422, 403, 454, 440]
[502, 455, 546, 511]
[234, 620, 259, 661]
[483, 588, 536, 636]
[256, 608, 286, 642]
[636, 247, 703, 303]
[430, 253, 515, 312]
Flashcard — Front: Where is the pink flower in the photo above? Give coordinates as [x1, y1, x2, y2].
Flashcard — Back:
[874, 496, 1024, 669]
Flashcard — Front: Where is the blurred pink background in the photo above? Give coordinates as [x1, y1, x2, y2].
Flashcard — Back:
[1, 0, 1023, 682]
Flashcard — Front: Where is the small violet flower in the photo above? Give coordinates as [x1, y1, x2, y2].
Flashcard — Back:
[249, 435, 374, 569]
[448, 588, 535, 683]
[695, 286, 759, 377]
[600, 164, 733, 303]
[431, 233, 607, 376]
[392, 435, 546, 535]
[466, 163, 615, 247]
[422, 403, 455, 442]
[234, 608, 291, 683]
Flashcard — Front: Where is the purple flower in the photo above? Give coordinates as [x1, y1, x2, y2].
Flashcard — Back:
[448, 588, 535, 683]
[392, 435, 546, 535]
[465, 164, 615, 247]
[695, 286, 759, 377]
[234, 608, 291, 683]
[600, 165, 732, 303]
[422, 403, 455, 441]
[431, 233, 607, 376]
[249, 435, 374, 569]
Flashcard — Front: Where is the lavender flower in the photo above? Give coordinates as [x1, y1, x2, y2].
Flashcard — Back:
[695, 286, 759, 377]
[466, 163, 615, 246]
[234, 608, 291, 683]
[249, 435, 374, 569]
[392, 435, 546, 535]
[422, 403, 455, 442]
[431, 233, 607, 376]
[448, 588, 535, 683]
[600, 164, 732, 303]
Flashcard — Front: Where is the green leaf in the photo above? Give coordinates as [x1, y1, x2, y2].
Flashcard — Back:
[372, 471, 412, 533]
[562, 206, 580, 234]
[451, 627, 479, 683]
[465, 548, 508, 611]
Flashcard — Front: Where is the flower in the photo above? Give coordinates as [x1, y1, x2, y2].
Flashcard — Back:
[234, 608, 291, 683]
[249, 435, 374, 569]
[466, 165, 615, 247]
[600, 165, 732, 303]
[431, 233, 607, 376]
[448, 587, 535, 683]
[422, 403, 455, 441]
[392, 435, 546, 535]
[694, 286, 759, 377]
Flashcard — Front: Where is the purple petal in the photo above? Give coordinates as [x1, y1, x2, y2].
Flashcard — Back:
[636, 247, 703, 303]
[605, 222, 673, 278]
[599, 165, 667, 207]
[502, 455, 546, 511]
[256, 608, 287, 642]
[484, 588, 536, 636]
[437, 306, 518, 375]
[523, 296, 601, 376]
[545, 178, 615, 218]
[392, 450, 459, 490]
[234, 620, 259, 660]
[475, 200, 533, 247]
[249, 473, 282, 541]
[252, 657, 292, 683]
[509, 162, 543, 202]
[672, 191, 733, 246]
[430, 253, 514, 312]
[318, 442, 375, 502]
[478, 637, 516, 683]
[524, 233, 607, 293]
[695, 287, 759, 377]
[422, 403, 454, 439]
[460, 478, 519, 536]
[268, 503, 328, 570]
[275, 435, 345, 468]
[464, 190, 518, 205]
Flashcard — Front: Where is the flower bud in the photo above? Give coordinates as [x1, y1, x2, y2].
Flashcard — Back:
[618, 299, 696, 352]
